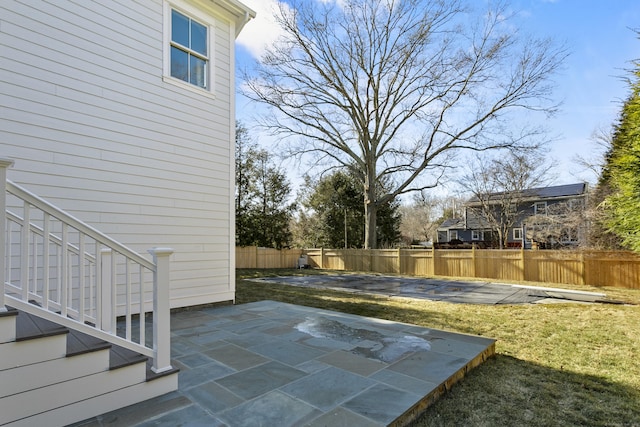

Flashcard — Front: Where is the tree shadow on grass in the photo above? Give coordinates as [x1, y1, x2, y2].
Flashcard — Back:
[410, 354, 640, 427]
[236, 280, 640, 426]
[236, 280, 494, 336]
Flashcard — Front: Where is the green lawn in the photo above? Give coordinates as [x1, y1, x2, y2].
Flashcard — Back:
[236, 269, 640, 426]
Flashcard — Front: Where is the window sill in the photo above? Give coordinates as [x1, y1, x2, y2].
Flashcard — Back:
[162, 76, 216, 100]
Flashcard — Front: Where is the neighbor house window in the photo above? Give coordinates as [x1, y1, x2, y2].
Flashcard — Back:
[163, 1, 215, 94]
[472, 230, 484, 241]
[534, 202, 547, 215]
[513, 228, 523, 240]
[569, 198, 584, 210]
[449, 230, 458, 241]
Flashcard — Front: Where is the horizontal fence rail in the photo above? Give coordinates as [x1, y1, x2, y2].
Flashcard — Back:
[236, 246, 640, 289]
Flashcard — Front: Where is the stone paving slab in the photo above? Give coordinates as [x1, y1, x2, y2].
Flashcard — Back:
[251, 274, 606, 304]
[74, 301, 495, 427]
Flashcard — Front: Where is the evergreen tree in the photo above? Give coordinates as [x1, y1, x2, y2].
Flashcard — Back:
[302, 171, 401, 248]
[235, 122, 258, 246]
[251, 151, 295, 248]
[235, 122, 295, 248]
[602, 63, 640, 252]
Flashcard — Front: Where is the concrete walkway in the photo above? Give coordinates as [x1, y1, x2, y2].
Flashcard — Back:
[251, 274, 607, 304]
[74, 301, 495, 426]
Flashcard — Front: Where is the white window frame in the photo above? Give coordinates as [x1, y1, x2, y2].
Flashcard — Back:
[534, 201, 547, 215]
[163, 0, 216, 97]
[471, 230, 484, 241]
[513, 228, 523, 240]
[449, 230, 458, 241]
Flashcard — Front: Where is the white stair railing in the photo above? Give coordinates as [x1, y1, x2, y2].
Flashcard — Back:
[0, 159, 173, 373]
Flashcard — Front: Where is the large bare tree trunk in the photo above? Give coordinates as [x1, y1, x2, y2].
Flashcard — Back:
[363, 163, 378, 249]
[364, 201, 377, 249]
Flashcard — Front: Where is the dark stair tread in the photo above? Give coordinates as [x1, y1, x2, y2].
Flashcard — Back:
[8, 307, 177, 383]
[145, 359, 180, 382]
[109, 344, 148, 370]
[66, 329, 111, 356]
[0, 307, 18, 318]
[14, 310, 68, 342]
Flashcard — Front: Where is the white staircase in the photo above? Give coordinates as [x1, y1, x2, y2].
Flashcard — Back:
[0, 160, 178, 426]
[0, 309, 178, 426]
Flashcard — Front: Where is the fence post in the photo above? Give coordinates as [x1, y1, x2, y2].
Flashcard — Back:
[0, 159, 14, 311]
[471, 244, 477, 279]
[148, 247, 173, 373]
[520, 245, 525, 282]
[320, 247, 324, 269]
[254, 245, 258, 269]
[432, 246, 437, 276]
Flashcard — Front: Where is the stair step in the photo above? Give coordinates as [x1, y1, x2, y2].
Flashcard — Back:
[145, 359, 180, 382]
[0, 307, 18, 343]
[0, 310, 70, 369]
[14, 310, 68, 342]
[0, 361, 147, 425]
[0, 307, 18, 318]
[0, 308, 179, 425]
[11, 369, 179, 427]
[109, 343, 148, 370]
[0, 347, 111, 399]
[66, 329, 111, 357]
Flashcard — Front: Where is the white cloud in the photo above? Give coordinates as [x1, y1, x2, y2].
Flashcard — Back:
[236, 0, 291, 59]
[237, 0, 348, 59]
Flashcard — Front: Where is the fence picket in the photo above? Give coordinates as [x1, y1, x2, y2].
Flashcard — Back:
[236, 246, 640, 289]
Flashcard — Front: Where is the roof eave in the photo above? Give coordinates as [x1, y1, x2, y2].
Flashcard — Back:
[212, 0, 256, 36]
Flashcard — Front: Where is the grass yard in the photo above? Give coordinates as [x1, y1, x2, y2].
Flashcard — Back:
[236, 269, 640, 427]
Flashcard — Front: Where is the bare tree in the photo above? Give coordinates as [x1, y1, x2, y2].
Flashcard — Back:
[524, 199, 586, 248]
[572, 125, 613, 182]
[571, 125, 624, 249]
[243, 0, 567, 248]
[458, 151, 554, 248]
[399, 191, 442, 246]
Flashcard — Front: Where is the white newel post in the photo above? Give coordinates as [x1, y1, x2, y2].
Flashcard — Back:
[148, 247, 173, 373]
[0, 159, 14, 311]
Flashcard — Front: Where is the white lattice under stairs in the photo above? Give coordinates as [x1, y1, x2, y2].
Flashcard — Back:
[0, 307, 178, 426]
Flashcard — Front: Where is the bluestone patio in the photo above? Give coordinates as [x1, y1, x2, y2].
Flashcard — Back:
[74, 300, 495, 426]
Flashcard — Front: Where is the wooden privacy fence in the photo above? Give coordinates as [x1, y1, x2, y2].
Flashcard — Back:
[236, 246, 640, 289]
[236, 246, 304, 269]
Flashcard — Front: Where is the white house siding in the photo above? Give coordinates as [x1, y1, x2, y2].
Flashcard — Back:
[0, 0, 248, 308]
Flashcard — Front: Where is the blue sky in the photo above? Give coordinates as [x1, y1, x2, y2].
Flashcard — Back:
[235, 0, 640, 189]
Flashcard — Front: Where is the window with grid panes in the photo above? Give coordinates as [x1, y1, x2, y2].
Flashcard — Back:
[170, 9, 208, 89]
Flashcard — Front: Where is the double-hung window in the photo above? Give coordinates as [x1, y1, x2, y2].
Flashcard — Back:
[534, 202, 547, 215]
[171, 10, 208, 88]
[513, 228, 523, 240]
[164, 1, 214, 94]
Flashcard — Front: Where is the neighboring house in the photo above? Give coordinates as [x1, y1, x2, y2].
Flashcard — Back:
[437, 183, 589, 249]
[1, 0, 255, 308]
